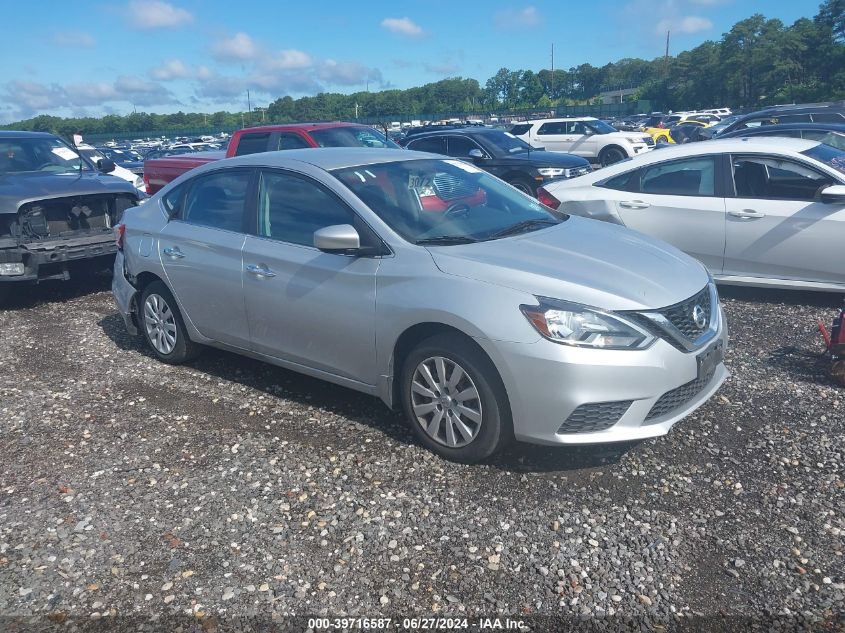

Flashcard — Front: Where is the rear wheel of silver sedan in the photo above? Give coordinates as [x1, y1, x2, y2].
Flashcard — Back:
[401, 333, 511, 463]
[140, 281, 201, 364]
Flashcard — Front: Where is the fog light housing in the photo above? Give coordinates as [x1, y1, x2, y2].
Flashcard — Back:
[0, 262, 25, 276]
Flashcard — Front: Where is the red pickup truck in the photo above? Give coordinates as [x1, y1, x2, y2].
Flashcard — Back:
[143, 122, 399, 194]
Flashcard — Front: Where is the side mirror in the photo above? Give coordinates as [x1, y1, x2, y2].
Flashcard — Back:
[820, 184, 845, 204]
[314, 224, 360, 252]
[468, 148, 486, 160]
[97, 158, 116, 173]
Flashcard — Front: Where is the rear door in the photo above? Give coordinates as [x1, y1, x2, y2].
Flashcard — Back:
[158, 168, 255, 348]
[602, 156, 726, 272]
[241, 169, 381, 383]
[723, 154, 845, 285]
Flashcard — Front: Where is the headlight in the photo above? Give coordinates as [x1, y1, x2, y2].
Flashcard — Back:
[520, 298, 655, 349]
[134, 176, 144, 188]
[537, 167, 565, 177]
[627, 137, 645, 144]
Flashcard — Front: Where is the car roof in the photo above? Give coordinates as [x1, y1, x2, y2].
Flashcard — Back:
[237, 122, 369, 133]
[406, 127, 506, 139]
[203, 147, 429, 172]
[719, 122, 845, 137]
[0, 130, 60, 139]
[525, 117, 599, 123]
[590, 137, 821, 171]
[737, 102, 845, 118]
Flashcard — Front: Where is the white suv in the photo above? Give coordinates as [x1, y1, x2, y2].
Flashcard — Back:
[510, 117, 654, 166]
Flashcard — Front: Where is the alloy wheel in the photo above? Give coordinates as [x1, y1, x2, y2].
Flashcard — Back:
[410, 356, 483, 448]
[143, 293, 177, 355]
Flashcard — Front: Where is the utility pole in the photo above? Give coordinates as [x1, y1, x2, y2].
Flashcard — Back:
[664, 30, 670, 74]
[246, 90, 252, 125]
[354, 102, 360, 120]
[550, 43, 555, 104]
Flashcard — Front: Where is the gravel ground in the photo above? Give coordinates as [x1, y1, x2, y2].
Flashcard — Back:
[0, 274, 843, 632]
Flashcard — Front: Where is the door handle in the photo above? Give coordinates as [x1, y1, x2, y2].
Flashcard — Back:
[729, 209, 766, 219]
[162, 246, 184, 258]
[245, 263, 277, 278]
[619, 200, 651, 209]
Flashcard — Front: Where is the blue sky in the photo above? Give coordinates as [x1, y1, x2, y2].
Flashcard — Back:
[0, 0, 823, 122]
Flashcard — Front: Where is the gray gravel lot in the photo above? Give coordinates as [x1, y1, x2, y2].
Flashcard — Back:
[0, 274, 843, 632]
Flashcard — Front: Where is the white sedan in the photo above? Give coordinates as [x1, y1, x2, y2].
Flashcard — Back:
[539, 137, 845, 292]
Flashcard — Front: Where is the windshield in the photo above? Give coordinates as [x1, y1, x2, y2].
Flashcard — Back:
[78, 147, 105, 162]
[482, 131, 534, 154]
[0, 137, 90, 174]
[309, 127, 400, 149]
[802, 143, 845, 176]
[331, 158, 564, 244]
[587, 120, 617, 134]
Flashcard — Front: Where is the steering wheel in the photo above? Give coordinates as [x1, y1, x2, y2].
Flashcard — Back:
[443, 202, 471, 220]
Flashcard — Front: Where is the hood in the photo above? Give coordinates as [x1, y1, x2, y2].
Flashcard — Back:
[502, 150, 590, 168]
[427, 216, 709, 311]
[0, 171, 139, 213]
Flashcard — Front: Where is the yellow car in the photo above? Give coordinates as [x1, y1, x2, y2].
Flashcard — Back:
[645, 120, 710, 144]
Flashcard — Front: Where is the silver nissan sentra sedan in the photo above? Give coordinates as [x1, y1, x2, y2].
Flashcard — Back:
[113, 148, 728, 462]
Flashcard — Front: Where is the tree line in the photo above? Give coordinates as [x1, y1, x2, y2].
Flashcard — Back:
[4, 0, 843, 138]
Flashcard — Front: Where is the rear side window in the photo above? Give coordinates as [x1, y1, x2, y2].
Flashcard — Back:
[406, 136, 447, 154]
[599, 170, 639, 192]
[640, 158, 716, 196]
[234, 132, 271, 156]
[162, 184, 183, 217]
[277, 133, 310, 150]
[181, 170, 251, 232]
[509, 124, 532, 136]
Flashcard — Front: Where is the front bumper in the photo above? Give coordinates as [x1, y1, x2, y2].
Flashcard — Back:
[112, 250, 139, 336]
[478, 305, 729, 445]
[0, 233, 117, 284]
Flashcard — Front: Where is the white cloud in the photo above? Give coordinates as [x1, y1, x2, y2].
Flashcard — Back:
[381, 17, 424, 37]
[495, 6, 541, 30]
[264, 49, 313, 71]
[1, 76, 177, 116]
[53, 31, 96, 48]
[127, 0, 194, 29]
[655, 15, 713, 35]
[212, 32, 260, 62]
[150, 59, 192, 81]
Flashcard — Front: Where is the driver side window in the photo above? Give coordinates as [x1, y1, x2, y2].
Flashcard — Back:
[732, 156, 833, 201]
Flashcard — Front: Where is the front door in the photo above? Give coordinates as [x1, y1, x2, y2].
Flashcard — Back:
[723, 154, 845, 285]
[158, 168, 254, 348]
[242, 169, 381, 384]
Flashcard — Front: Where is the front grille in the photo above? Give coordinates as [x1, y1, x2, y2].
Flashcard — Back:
[645, 366, 715, 422]
[433, 172, 477, 200]
[558, 400, 633, 434]
[567, 166, 592, 178]
[644, 137, 655, 147]
[661, 285, 712, 339]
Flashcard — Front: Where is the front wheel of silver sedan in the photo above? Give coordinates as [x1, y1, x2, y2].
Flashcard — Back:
[140, 281, 201, 364]
[401, 333, 511, 463]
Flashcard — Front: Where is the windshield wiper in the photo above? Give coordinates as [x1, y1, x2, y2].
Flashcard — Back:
[415, 235, 479, 246]
[489, 218, 558, 239]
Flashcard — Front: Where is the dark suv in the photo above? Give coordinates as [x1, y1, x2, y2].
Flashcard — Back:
[718, 102, 845, 136]
[403, 128, 591, 197]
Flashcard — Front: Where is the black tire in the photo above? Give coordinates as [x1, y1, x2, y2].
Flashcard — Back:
[599, 145, 627, 167]
[139, 281, 201, 364]
[507, 176, 536, 197]
[400, 333, 512, 463]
